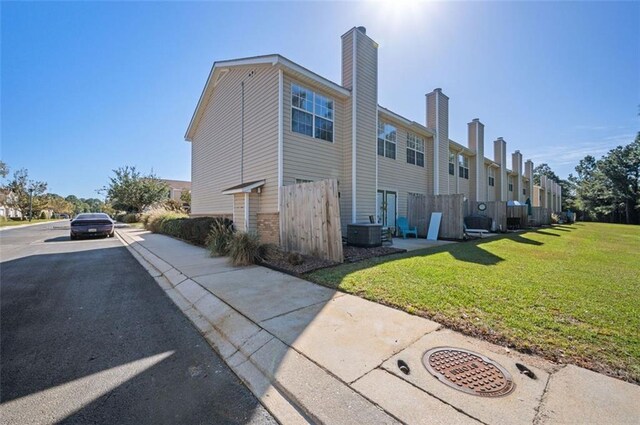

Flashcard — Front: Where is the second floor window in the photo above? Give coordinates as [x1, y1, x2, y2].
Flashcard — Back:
[458, 155, 469, 179]
[406, 133, 425, 167]
[488, 168, 495, 187]
[291, 84, 334, 142]
[377, 122, 396, 159]
[508, 177, 514, 192]
[449, 152, 456, 175]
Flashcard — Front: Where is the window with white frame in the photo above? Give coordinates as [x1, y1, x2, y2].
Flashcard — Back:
[377, 121, 396, 159]
[291, 84, 333, 142]
[406, 133, 425, 167]
[458, 154, 469, 179]
[449, 151, 456, 175]
[295, 178, 313, 184]
[488, 167, 495, 187]
[508, 176, 514, 192]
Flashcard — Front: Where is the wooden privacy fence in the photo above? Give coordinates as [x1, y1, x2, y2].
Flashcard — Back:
[530, 207, 552, 226]
[466, 201, 507, 231]
[407, 194, 465, 239]
[507, 205, 529, 229]
[279, 179, 343, 262]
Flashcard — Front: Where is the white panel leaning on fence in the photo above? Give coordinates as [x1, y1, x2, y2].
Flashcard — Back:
[279, 179, 343, 263]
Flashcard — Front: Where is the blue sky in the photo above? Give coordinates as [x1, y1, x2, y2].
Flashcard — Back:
[2, 1, 638, 198]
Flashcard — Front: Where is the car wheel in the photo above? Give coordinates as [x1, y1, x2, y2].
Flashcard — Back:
[70, 234, 77, 240]
[109, 231, 115, 238]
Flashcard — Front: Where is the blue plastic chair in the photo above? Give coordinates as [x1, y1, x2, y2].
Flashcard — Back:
[397, 217, 417, 239]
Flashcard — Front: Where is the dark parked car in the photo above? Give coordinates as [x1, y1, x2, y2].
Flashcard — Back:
[70, 213, 115, 240]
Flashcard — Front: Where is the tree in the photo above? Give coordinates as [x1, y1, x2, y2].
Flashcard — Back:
[105, 166, 168, 213]
[180, 189, 191, 206]
[46, 194, 74, 216]
[4, 168, 48, 219]
[570, 134, 640, 224]
[0, 161, 8, 179]
[533, 163, 575, 211]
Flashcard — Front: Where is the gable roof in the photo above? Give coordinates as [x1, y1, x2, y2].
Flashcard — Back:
[184, 54, 351, 142]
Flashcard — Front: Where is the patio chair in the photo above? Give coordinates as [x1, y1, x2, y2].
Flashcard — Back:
[397, 217, 417, 239]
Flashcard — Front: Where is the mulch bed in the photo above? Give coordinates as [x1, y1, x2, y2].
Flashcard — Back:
[259, 244, 406, 276]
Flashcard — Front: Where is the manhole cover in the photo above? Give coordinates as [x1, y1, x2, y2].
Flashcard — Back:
[422, 347, 515, 397]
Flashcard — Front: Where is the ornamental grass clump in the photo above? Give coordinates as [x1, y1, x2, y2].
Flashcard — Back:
[228, 231, 263, 266]
[206, 218, 235, 256]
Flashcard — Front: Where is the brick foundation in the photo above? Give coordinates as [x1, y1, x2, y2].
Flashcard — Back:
[257, 213, 280, 245]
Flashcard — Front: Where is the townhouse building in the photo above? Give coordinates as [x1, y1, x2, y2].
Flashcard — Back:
[185, 26, 561, 243]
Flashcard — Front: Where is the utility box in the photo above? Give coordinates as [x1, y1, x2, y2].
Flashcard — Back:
[347, 223, 382, 247]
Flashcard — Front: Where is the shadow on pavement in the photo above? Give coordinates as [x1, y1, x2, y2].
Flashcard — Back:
[0, 245, 273, 424]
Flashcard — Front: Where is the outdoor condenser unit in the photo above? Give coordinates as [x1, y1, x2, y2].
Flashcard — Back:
[346, 223, 382, 247]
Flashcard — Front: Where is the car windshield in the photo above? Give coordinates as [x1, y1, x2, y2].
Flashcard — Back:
[75, 213, 111, 220]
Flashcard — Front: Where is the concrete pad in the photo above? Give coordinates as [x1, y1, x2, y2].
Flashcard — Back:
[174, 279, 209, 305]
[177, 262, 251, 278]
[203, 328, 238, 359]
[537, 365, 640, 425]
[261, 294, 439, 383]
[232, 353, 313, 425]
[164, 288, 192, 312]
[381, 329, 550, 425]
[194, 267, 342, 322]
[352, 369, 482, 425]
[163, 267, 187, 287]
[227, 350, 248, 368]
[193, 292, 233, 324]
[249, 338, 400, 424]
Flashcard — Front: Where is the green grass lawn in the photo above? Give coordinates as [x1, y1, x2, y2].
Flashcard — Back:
[0, 218, 60, 227]
[307, 222, 640, 383]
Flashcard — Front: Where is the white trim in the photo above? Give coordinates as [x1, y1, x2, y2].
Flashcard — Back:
[290, 83, 335, 143]
[222, 180, 265, 195]
[244, 193, 249, 232]
[351, 30, 357, 223]
[185, 54, 349, 142]
[377, 105, 435, 136]
[277, 69, 283, 211]
[434, 93, 440, 195]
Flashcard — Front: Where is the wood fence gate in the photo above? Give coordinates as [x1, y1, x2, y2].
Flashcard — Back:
[279, 179, 343, 262]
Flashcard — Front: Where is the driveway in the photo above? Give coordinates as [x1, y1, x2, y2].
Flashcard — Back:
[0, 223, 276, 425]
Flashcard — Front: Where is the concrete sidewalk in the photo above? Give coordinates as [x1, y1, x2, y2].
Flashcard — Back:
[116, 228, 640, 425]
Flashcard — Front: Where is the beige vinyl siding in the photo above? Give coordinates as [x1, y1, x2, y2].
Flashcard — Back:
[458, 173, 470, 198]
[377, 115, 431, 218]
[437, 96, 450, 194]
[468, 157, 476, 201]
[448, 150, 457, 194]
[282, 73, 346, 198]
[191, 64, 279, 216]
[353, 31, 378, 223]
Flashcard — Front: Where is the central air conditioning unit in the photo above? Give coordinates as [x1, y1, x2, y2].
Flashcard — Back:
[346, 223, 382, 247]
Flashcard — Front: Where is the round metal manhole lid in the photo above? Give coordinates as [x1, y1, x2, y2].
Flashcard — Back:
[422, 347, 515, 397]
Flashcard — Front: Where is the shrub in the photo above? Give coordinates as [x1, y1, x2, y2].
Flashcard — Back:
[228, 232, 263, 266]
[206, 218, 235, 256]
[142, 209, 231, 247]
[287, 252, 304, 266]
[39, 211, 47, 219]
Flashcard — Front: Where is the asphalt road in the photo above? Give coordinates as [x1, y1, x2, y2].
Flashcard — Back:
[0, 222, 276, 425]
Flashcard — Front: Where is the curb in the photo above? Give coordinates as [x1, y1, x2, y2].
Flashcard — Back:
[116, 229, 403, 425]
[115, 229, 313, 424]
[0, 220, 67, 232]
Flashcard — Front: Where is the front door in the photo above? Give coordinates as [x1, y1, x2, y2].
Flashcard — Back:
[377, 190, 397, 230]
